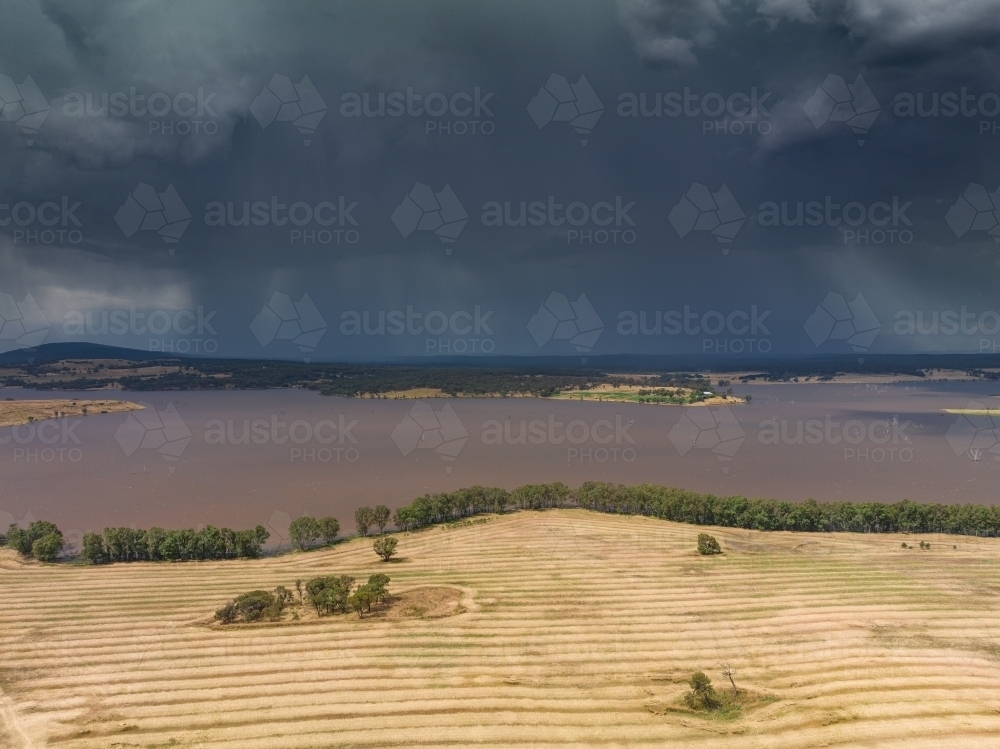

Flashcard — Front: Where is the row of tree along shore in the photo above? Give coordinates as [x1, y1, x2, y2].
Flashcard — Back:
[6, 481, 1000, 564]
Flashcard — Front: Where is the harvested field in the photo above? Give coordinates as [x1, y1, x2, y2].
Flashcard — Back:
[2, 510, 1000, 748]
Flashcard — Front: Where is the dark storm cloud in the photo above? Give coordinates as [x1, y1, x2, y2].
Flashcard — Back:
[1, 0, 1000, 361]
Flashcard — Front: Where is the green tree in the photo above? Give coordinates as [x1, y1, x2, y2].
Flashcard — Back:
[32, 533, 63, 562]
[348, 587, 375, 618]
[373, 536, 398, 561]
[81, 532, 106, 564]
[355, 506, 375, 537]
[6, 521, 63, 559]
[367, 573, 390, 603]
[317, 516, 340, 545]
[306, 575, 355, 616]
[697, 533, 722, 555]
[373, 505, 391, 534]
[685, 671, 721, 710]
[289, 516, 321, 551]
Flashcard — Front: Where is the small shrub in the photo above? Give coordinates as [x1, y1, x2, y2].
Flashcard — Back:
[697, 533, 722, 555]
[901, 542, 908, 548]
[215, 588, 286, 624]
[684, 671, 721, 711]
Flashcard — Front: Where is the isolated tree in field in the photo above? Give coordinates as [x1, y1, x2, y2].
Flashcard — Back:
[289, 516, 321, 550]
[373, 505, 391, 534]
[373, 536, 398, 561]
[685, 671, 721, 710]
[720, 662, 738, 697]
[697, 533, 722, 555]
[317, 516, 340, 545]
[355, 506, 375, 537]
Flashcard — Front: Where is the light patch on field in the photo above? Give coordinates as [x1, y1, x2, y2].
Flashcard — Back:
[0, 399, 141, 428]
[2, 512, 1000, 748]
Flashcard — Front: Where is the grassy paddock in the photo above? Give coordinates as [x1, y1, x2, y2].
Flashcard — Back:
[2, 509, 1000, 748]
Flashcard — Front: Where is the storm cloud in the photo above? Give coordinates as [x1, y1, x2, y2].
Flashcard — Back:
[1, 0, 1000, 360]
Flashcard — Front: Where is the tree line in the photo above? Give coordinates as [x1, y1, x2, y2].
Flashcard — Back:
[387, 481, 1000, 537]
[11, 479, 1000, 566]
[81, 525, 270, 563]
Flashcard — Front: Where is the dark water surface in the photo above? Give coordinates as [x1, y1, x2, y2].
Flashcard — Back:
[1, 381, 998, 546]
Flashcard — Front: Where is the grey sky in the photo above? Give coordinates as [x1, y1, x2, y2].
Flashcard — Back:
[1, 0, 1000, 360]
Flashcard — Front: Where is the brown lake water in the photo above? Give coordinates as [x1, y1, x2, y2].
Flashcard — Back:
[1, 382, 998, 548]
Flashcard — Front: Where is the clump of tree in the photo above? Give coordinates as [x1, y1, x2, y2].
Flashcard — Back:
[5, 521, 64, 562]
[348, 574, 391, 618]
[215, 586, 293, 624]
[307, 573, 391, 618]
[306, 575, 356, 615]
[685, 671, 722, 711]
[697, 533, 722, 555]
[288, 515, 340, 551]
[81, 525, 269, 564]
[373, 536, 398, 561]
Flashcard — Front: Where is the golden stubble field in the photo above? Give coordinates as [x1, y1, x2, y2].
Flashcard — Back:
[2, 510, 1000, 749]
